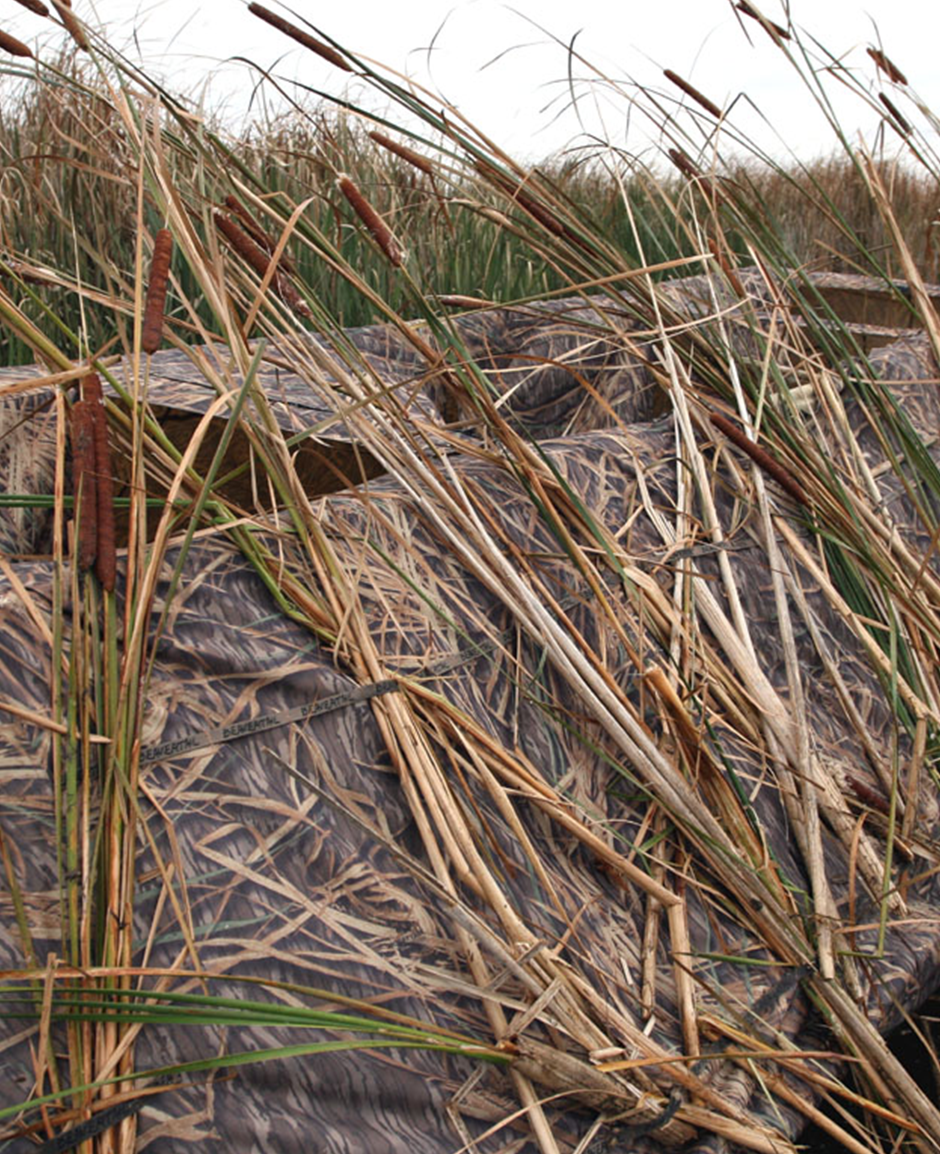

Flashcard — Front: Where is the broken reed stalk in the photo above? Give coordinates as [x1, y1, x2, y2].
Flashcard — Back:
[70, 400, 97, 571]
[0, 28, 33, 57]
[708, 410, 809, 507]
[248, 2, 351, 71]
[141, 228, 172, 355]
[215, 213, 310, 315]
[82, 373, 116, 591]
[663, 69, 722, 119]
[337, 175, 403, 266]
[867, 47, 907, 86]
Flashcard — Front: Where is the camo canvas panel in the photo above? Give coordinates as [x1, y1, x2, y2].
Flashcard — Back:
[1, 270, 939, 1153]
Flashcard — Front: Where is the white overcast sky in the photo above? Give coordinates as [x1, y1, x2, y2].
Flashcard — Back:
[7, 0, 936, 163]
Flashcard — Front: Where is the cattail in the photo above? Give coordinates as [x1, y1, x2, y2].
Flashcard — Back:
[71, 400, 97, 571]
[846, 775, 889, 814]
[51, 0, 87, 49]
[368, 132, 434, 177]
[216, 213, 310, 315]
[668, 148, 722, 202]
[708, 410, 809, 507]
[248, 3, 351, 71]
[867, 47, 907, 86]
[436, 294, 497, 310]
[337, 175, 403, 267]
[878, 92, 911, 135]
[0, 28, 33, 57]
[707, 238, 745, 298]
[663, 70, 722, 119]
[82, 373, 115, 590]
[735, 2, 790, 41]
[11, 0, 48, 16]
[223, 196, 296, 274]
[141, 228, 172, 355]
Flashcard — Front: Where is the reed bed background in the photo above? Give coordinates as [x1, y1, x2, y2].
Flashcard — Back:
[1, 2, 940, 1153]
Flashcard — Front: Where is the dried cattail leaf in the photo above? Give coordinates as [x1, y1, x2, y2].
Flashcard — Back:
[708, 410, 809, 507]
[867, 47, 908, 86]
[71, 400, 97, 570]
[142, 228, 172, 355]
[51, 0, 87, 49]
[878, 92, 912, 135]
[11, 0, 49, 16]
[337, 175, 403, 267]
[0, 28, 33, 57]
[248, 3, 351, 71]
[663, 69, 722, 119]
[368, 132, 434, 176]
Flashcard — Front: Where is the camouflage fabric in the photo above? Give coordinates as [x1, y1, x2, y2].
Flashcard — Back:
[1, 273, 940, 1154]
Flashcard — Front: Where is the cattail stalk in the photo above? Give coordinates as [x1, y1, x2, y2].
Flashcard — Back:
[337, 175, 403, 267]
[141, 228, 172, 355]
[71, 401, 97, 571]
[368, 132, 434, 176]
[867, 48, 907, 86]
[878, 92, 911, 135]
[82, 373, 115, 591]
[216, 213, 311, 315]
[0, 28, 33, 57]
[663, 70, 722, 119]
[248, 3, 350, 71]
[708, 410, 809, 507]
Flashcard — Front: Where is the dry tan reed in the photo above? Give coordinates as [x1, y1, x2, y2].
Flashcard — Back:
[248, 3, 351, 71]
[338, 174, 403, 266]
[141, 228, 172, 355]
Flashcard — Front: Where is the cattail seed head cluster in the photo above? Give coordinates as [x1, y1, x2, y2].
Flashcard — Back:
[248, 3, 351, 71]
[709, 410, 808, 507]
[0, 28, 33, 57]
[216, 212, 311, 316]
[142, 228, 172, 355]
[337, 175, 403, 267]
[663, 70, 722, 119]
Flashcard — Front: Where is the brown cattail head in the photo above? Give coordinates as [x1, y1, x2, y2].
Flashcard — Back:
[142, 228, 172, 355]
[878, 92, 912, 135]
[667, 148, 723, 203]
[368, 132, 434, 177]
[216, 213, 310, 316]
[11, 0, 49, 16]
[80, 373, 115, 589]
[223, 196, 296, 274]
[51, 0, 87, 49]
[735, 1, 790, 41]
[0, 28, 33, 57]
[663, 70, 722, 119]
[707, 239, 745, 298]
[708, 409, 809, 507]
[71, 400, 97, 571]
[248, 3, 351, 71]
[867, 47, 907, 86]
[337, 175, 403, 267]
